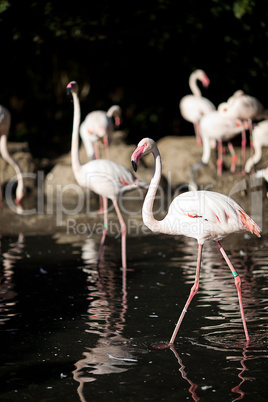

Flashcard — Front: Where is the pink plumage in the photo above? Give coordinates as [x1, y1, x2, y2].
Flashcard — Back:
[131, 138, 261, 347]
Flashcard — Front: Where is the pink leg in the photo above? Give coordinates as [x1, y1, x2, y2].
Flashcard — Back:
[97, 197, 108, 263]
[194, 122, 202, 146]
[169, 243, 203, 346]
[112, 199, 127, 269]
[241, 128, 246, 173]
[103, 135, 110, 159]
[228, 142, 237, 173]
[217, 140, 223, 176]
[216, 241, 250, 342]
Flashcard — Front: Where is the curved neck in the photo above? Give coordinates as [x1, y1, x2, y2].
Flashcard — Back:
[142, 148, 164, 233]
[189, 73, 201, 97]
[71, 92, 82, 178]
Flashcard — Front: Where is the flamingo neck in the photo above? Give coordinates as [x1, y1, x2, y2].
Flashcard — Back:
[189, 73, 201, 97]
[142, 147, 164, 233]
[71, 92, 82, 179]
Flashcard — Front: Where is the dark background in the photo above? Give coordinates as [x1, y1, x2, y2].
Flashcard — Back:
[1, 0, 268, 158]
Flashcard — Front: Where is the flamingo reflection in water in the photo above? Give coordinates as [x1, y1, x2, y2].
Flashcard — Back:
[0, 234, 24, 327]
[169, 342, 252, 401]
[73, 237, 137, 402]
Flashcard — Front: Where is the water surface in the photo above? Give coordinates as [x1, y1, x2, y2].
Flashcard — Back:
[0, 228, 268, 401]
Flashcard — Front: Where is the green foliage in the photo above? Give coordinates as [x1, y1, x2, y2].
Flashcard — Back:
[0, 0, 268, 157]
[233, 0, 254, 19]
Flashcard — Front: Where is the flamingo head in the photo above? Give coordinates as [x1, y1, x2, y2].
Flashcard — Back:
[131, 138, 157, 172]
[107, 105, 122, 127]
[66, 81, 78, 95]
[194, 69, 210, 87]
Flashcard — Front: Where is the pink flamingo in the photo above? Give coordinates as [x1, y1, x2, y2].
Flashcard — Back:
[131, 138, 261, 347]
[218, 90, 268, 160]
[245, 120, 268, 173]
[179, 69, 215, 146]
[0, 105, 25, 206]
[80, 105, 122, 212]
[199, 110, 248, 175]
[67, 81, 147, 269]
[80, 105, 122, 160]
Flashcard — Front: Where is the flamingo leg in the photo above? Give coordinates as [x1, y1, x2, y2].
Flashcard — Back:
[97, 196, 108, 264]
[93, 141, 100, 160]
[103, 135, 110, 159]
[216, 140, 223, 176]
[193, 122, 202, 147]
[169, 243, 203, 346]
[112, 199, 127, 269]
[216, 241, 250, 342]
[241, 128, 246, 174]
[228, 142, 237, 173]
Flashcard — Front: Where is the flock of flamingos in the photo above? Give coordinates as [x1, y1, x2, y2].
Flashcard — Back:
[0, 70, 267, 347]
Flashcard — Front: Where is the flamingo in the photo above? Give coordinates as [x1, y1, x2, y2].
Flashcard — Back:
[66, 81, 147, 269]
[218, 90, 268, 159]
[179, 69, 215, 146]
[245, 120, 268, 173]
[0, 105, 25, 206]
[197, 110, 248, 176]
[80, 105, 122, 160]
[131, 138, 261, 347]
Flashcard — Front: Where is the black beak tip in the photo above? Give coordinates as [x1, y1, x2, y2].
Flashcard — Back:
[132, 160, 137, 172]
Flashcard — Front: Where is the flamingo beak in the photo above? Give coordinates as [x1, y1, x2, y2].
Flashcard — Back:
[202, 76, 210, 87]
[131, 145, 145, 172]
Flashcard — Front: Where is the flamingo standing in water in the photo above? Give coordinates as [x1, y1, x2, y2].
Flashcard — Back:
[179, 69, 215, 146]
[131, 138, 261, 347]
[245, 120, 268, 173]
[67, 81, 147, 269]
[80, 105, 122, 160]
[0, 105, 25, 206]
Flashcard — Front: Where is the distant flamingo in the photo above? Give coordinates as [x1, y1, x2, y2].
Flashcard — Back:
[80, 105, 122, 160]
[67, 81, 147, 269]
[131, 138, 261, 347]
[245, 120, 268, 173]
[179, 70, 215, 145]
[0, 105, 25, 206]
[198, 110, 248, 175]
[218, 90, 268, 158]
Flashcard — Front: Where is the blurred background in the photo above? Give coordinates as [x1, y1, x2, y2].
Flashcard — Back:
[1, 0, 267, 159]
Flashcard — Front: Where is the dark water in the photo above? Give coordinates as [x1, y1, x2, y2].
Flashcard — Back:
[0, 229, 268, 401]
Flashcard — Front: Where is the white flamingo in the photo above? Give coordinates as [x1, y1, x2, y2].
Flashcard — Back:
[0, 105, 25, 206]
[198, 110, 248, 175]
[245, 120, 268, 173]
[80, 105, 122, 160]
[179, 69, 215, 145]
[218, 90, 268, 158]
[131, 138, 261, 347]
[67, 81, 147, 269]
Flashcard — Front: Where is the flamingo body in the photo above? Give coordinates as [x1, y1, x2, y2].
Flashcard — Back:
[161, 190, 259, 244]
[80, 105, 122, 160]
[131, 138, 261, 346]
[67, 81, 147, 269]
[179, 69, 215, 145]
